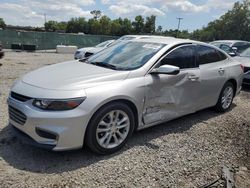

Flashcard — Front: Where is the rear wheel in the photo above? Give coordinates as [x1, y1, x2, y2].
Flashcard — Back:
[214, 82, 234, 112]
[85, 102, 135, 154]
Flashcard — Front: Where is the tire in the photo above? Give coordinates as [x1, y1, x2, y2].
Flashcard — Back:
[214, 82, 235, 112]
[85, 102, 135, 154]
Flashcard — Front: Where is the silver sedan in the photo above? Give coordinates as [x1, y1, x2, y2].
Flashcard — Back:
[8, 37, 243, 154]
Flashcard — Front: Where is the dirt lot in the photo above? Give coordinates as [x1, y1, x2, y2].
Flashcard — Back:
[0, 52, 249, 188]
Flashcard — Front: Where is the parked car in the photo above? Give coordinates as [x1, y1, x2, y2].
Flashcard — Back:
[234, 47, 250, 86]
[74, 35, 173, 60]
[8, 37, 243, 154]
[210, 40, 250, 55]
[74, 40, 115, 59]
[0, 42, 4, 59]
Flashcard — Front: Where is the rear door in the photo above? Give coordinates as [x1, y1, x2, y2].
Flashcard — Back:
[196, 45, 229, 109]
[143, 44, 203, 125]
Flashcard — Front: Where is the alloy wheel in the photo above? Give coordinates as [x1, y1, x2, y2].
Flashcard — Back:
[96, 110, 130, 149]
[221, 86, 233, 110]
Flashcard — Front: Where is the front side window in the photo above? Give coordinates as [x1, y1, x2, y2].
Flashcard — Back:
[160, 45, 196, 69]
[197, 45, 223, 65]
[88, 41, 165, 70]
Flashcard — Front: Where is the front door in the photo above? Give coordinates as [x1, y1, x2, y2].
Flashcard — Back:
[143, 44, 202, 125]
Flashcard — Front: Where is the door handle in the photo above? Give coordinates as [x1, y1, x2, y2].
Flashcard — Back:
[218, 68, 225, 74]
[188, 75, 199, 81]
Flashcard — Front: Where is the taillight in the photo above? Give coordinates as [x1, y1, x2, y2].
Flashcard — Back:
[240, 64, 244, 72]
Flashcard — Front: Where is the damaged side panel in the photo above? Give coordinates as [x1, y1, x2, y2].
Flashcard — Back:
[143, 69, 202, 125]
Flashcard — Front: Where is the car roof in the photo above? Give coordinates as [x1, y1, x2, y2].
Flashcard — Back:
[120, 35, 175, 39]
[131, 36, 207, 46]
[211, 40, 250, 44]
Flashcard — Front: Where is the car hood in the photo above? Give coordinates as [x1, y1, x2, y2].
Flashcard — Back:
[234, 56, 250, 67]
[22, 61, 130, 91]
[77, 47, 94, 53]
[86, 47, 105, 53]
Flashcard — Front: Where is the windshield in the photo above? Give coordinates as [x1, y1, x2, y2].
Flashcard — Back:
[95, 40, 112, 47]
[87, 41, 165, 70]
[240, 47, 250, 57]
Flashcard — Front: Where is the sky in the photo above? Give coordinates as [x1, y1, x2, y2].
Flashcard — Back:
[0, 0, 243, 31]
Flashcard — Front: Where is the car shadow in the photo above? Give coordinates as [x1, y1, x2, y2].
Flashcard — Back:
[0, 105, 236, 174]
[242, 85, 250, 92]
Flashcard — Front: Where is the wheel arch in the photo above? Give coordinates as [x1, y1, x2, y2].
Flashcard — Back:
[84, 97, 140, 143]
[227, 78, 237, 97]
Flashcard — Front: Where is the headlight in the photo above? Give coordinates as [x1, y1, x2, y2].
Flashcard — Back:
[33, 98, 85, 111]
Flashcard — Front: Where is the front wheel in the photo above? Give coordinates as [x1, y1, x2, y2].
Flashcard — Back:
[85, 102, 135, 154]
[214, 82, 235, 112]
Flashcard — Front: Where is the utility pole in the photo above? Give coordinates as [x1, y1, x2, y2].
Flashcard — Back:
[44, 13, 47, 52]
[176, 17, 183, 37]
[44, 13, 47, 27]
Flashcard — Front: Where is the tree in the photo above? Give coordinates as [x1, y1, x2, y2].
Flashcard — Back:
[191, 0, 250, 41]
[88, 18, 101, 34]
[90, 10, 102, 20]
[57, 22, 67, 31]
[110, 19, 122, 35]
[45, 20, 58, 31]
[99, 16, 111, 35]
[66, 17, 88, 33]
[132, 15, 144, 33]
[0, 18, 6, 29]
[144, 15, 156, 34]
[121, 18, 133, 35]
[156, 26, 163, 34]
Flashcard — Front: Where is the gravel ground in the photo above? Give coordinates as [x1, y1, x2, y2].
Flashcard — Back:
[0, 52, 249, 188]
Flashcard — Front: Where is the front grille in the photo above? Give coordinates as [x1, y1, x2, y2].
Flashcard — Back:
[84, 52, 94, 57]
[244, 66, 250, 73]
[8, 106, 27, 125]
[11, 92, 32, 102]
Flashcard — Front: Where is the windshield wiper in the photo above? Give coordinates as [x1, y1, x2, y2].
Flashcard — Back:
[90, 62, 118, 70]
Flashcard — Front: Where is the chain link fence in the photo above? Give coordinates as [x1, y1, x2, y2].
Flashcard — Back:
[0, 29, 118, 50]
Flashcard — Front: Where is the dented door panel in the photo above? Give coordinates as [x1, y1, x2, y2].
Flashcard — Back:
[143, 68, 201, 125]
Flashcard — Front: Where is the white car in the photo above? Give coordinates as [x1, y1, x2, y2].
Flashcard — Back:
[9, 37, 243, 154]
[74, 40, 115, 59]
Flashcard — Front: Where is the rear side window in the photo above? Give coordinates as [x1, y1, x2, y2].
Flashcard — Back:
[160, 45, 197, 69]
[197, 45, 226, 65]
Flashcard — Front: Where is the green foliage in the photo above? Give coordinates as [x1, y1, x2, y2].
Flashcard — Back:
[0, 18, 6, 29]
[144, 15, 156, 33]
[40, 1, 250, 41]
[90, 10, 102, 20]
[66, 17, 88, 33]
[45, 20, 58, 31]
[190, 0, 250, 41]
[132, 15, 145, 33]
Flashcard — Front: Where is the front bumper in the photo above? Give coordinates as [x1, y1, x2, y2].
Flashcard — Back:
[11, 124, 56, 150]
[8, 96, 90, 151]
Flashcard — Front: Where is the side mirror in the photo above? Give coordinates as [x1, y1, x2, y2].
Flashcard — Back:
[151, 65, 180, 75]
[232, 47, 238, 53]
[228, 52, 237, 57]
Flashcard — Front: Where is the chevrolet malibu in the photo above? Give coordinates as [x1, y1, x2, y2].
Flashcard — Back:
[8, 37, 243, 154]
